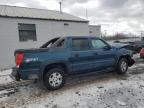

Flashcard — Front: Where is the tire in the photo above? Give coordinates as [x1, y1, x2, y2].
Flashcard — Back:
[14, 73, 20, 81]
[116, 58, 128, 74]
[43, 68, 65, 90]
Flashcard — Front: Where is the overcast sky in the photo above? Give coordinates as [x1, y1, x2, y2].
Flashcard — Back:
[0, 0, 144, 35]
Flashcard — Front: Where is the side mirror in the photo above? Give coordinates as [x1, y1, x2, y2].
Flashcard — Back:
[103, 46, 111, 50]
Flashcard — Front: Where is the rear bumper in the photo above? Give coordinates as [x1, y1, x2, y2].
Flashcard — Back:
[11, 67, 20, 81]
[11, 67, 40, 81]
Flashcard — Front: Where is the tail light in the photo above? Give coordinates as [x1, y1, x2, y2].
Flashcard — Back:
[140, 48, 144, 53]
[16, 53, 24, 68]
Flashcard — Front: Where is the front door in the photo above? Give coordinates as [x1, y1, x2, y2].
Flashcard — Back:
[89, 38, 116, 70]
[70, 38, 94, 72]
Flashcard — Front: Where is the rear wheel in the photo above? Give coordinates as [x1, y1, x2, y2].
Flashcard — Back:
[116, 58, 128, 74]
[44, 68, 65, 90]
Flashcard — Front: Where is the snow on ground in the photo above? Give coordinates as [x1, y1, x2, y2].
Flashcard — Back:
[0, 69, 13, 85]
[0, 69, 12, 76]
[0, 76, 13, 85]
[0, 62, 144, 108]
[0, 56, 143, 108]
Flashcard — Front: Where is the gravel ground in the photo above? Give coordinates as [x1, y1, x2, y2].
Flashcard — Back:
[0, 57, 144, 108]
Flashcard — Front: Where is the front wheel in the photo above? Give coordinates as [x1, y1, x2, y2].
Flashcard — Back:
[116, 58, 128, 74]
[44, 68, 65, 90]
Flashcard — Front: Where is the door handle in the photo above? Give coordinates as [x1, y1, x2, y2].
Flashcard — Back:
[74, 54, 79, 57]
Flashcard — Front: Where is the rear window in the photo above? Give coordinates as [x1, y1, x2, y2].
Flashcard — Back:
[40, 37, 59, 48]
[72, 39, 89, 50]
[56, 39, 65, 48]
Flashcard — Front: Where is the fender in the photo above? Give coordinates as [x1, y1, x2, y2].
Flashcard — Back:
[116, 48, 133, 66]
[39, 60, 72, 80]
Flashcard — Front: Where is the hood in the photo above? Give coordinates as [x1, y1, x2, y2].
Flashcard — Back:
[110, 43, 134, 56]
[110, 43, 129, 49]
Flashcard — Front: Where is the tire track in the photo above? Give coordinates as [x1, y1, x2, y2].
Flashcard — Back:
[0, 80, 33, 91]
[0, 80, 34, 100]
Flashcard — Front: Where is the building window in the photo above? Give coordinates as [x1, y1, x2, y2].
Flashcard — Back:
[18, 23, 37, 42]
[89, 31, 92, 33]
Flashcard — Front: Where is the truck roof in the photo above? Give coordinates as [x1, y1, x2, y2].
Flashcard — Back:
[66, 36, 101, 39]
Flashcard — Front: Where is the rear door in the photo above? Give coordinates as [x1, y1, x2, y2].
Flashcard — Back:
[89, 38, 116, 69]
[70, 38, 94, 72]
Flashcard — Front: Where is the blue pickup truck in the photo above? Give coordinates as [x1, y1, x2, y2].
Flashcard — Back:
[12, 36, 135, 90]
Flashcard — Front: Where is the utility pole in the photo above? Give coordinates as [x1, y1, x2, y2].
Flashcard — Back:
[58, 0, 63, 14]
[140, 31, 144, 41]
[86, 9, 88, 20]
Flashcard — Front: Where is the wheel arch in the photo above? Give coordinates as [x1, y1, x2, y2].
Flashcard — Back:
[41, 62, 69, 80]
[118, 55, 132, 66]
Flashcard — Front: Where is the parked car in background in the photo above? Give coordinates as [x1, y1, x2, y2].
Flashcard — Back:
[12, 36, 135, 90]
[141, 37, 144, 41]
[113, 40, 120, 43]
[133, 41, 144, 53]
[140, 48, 144, 59]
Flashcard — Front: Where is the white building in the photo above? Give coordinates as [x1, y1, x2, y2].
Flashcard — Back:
[89, 25, 101, 37]
[0, 5, 89, 69]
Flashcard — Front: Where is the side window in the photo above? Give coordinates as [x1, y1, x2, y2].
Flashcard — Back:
[91, 39, 108, 49]
[56, 39, 65, 48]
[72, 39, 89, 50]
